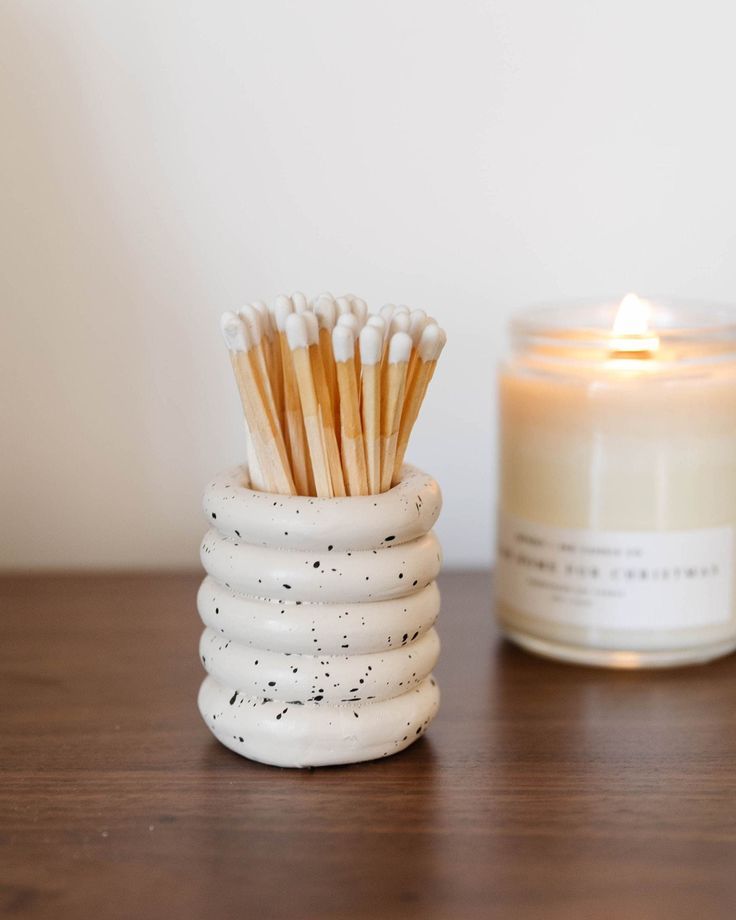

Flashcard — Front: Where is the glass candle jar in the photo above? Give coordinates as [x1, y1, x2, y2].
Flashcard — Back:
[496, 295, 736, 667]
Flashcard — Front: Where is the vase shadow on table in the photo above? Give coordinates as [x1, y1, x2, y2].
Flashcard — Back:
[189, 731, 444, 918]
[202, 730, 439, 771]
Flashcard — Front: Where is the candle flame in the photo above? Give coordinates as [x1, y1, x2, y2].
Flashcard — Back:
[614, 293, 651, 337]
[611, 293, 659, 354]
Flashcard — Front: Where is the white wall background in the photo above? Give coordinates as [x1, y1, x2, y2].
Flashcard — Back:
[3, 0, 736, 570]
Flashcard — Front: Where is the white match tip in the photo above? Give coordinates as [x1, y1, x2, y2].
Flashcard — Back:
[366, 315, 386, 336]
[379, 303, 395, 321]
[285, 312, 309, 350]
[274, 295, 294, 332]
[337, 313, 359, 335]
[220, 312, 248, 352]
[389, 312, 411, 336]
[251, 301, 273, 337]
[292, 291, 309, 313]
[303, 310, 319, 345]
[350, 296, 368, 326]
[252, 300, 273, 332]
[394, 304, 410, 315]
[336, 296, 353, 316]
[315, 296, 337, 330]
[239, 304, 263, 346]
[359, 325, 382, 365]
[332, 324, 355, 363]
[389, 331, 412, 365]
[408, 309, 427, 344]
[418, 323, 447, 361]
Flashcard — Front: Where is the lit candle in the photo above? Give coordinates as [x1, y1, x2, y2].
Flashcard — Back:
[496, 295, 736, 667]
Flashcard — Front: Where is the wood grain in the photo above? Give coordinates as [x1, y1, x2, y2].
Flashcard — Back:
[1, 571, 735, 919]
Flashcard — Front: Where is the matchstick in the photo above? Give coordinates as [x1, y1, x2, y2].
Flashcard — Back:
[383, 310, 410, 367]
[406, 308, 428, 390]
[348, 295, 368, 327]
[221, 312, 295, 495]
[253, 299, 284, 427]
[221, 291, 445, 498]
[304, 312, 346, 497]
[314, 294, 338, 428]
[388, 310, 410, 336]
[408, 308, 427, 344]
[274, 297, 312, 496]
[392, 323, 446, 485]
[292, 290, 310, 314]
[380, 331, 412, 492]
[337, 313, 360, 334]
[378, 311, 409, 420]
[314, 290, 334, 304]
[240, 304, 280, 434]
[367, 314, 386, 335]
[332, 325, 368, 496]
[286, 313, 333, 498]
[360, 324, 383, 494]
[336, 296, 353, 318]
[338, 313, 362, 387]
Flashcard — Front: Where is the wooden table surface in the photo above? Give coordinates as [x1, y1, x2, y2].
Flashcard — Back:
[2, 571, 735, 919]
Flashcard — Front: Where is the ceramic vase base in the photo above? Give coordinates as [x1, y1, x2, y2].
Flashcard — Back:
[503, 628, 736, 669]
[197, 464, 443, 768]
[199, 673, 440, 768]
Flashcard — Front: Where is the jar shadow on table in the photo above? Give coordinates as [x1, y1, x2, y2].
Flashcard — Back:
[490, 637, 736, 774]
[485, 639, 736, 899]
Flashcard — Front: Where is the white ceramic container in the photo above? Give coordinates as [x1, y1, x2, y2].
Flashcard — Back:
[197, 464, 443, 767]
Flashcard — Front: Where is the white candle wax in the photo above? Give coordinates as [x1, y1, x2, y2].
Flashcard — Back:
[496, 296, 736, 667]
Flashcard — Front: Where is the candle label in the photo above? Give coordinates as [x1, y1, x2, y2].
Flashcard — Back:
[497, 513, 734, 630]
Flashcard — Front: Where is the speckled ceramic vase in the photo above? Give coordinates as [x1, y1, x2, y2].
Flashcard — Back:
[197, 464, 443, 768]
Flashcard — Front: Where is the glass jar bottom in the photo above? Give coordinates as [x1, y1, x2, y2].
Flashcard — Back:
[503, 627, 736, 669]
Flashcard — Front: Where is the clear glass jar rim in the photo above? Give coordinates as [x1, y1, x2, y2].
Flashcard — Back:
[511, 297, 736, 349]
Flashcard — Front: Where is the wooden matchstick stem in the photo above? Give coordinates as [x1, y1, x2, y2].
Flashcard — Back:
[309, 344, 346, 497]
[278, 332, 312, 496]
[242, 318, 281, 440]
[392, 358, 438, 485]
[224, 299, 444, 499]
[336, 358, 368, 496]
[268, 332, 285, 432]
[290, 346, 333, 498]
[354, 343, 362, 390]
[361, 363, 381, 494]
[380, 359, 409, 492]
[230, 352, 295, 495]
[318, 327, 339, 434]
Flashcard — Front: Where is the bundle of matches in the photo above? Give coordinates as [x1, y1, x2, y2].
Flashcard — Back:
[220, 294, 446, 497]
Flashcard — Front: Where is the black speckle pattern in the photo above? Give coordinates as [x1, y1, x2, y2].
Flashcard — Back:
[198, 463, 442, 766]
